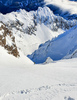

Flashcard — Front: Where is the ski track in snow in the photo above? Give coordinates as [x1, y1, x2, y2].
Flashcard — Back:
[0, 47, 77, 100]
[0, 83, 77, 100]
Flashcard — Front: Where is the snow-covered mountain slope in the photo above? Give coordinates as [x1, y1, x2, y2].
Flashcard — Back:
[0, 22, 19, 57]
[0, 1, 77, 100]
[0, 8, 53, 55]
[0, 46, 33, 66]
[0, 22, 33, 64]
[0, 58, 77, 100]
[0, 7, 77, 56]
[0, 6, 77, 63]
[33, 7, 77, 31]
[28, 25, 77, 63]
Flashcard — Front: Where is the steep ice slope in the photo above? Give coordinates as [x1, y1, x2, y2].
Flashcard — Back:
[28, 25, 77, 63]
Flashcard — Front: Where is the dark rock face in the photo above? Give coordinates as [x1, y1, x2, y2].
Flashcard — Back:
[0, 0, 45, 14]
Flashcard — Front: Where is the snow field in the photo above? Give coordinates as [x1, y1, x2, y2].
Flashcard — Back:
[0, 56, 77, 100]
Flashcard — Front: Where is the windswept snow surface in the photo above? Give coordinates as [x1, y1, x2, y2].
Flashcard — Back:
[0, 53, 77, 100]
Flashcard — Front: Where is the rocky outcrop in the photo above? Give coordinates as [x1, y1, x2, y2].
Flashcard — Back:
[34, 7, 77, 31]
[0, 23, 19, 57]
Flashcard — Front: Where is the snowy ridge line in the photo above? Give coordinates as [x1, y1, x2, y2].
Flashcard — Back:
[33, 7, 77, 31]
[0, 0, 77, 21]
[0, 7, 77, 35]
